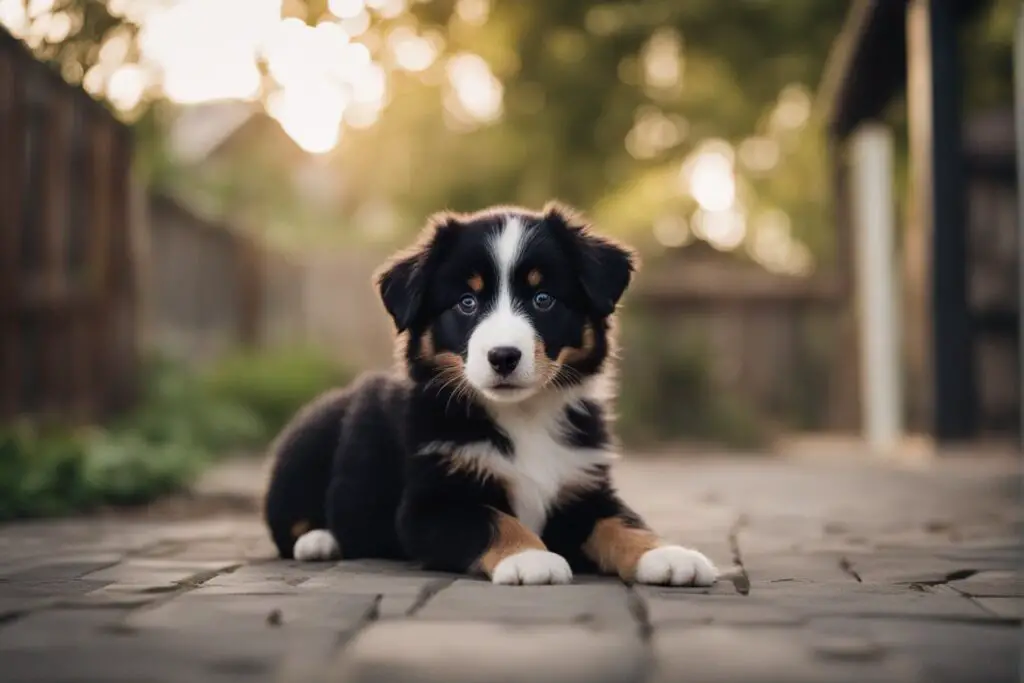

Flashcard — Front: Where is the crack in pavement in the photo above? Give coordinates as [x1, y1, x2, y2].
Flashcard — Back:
[625, 586, 656, 683]
[404, 577, 455, 616]
[838, 556, 862, 582]
[725, 514, 752, 595]
[904, 569, 979, 587]
[333, 594, 382, 652]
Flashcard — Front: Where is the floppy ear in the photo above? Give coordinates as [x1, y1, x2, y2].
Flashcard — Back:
[375, 213, 460, 332]
[543, 202, 638, 317]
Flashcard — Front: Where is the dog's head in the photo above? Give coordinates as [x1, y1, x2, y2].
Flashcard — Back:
[375, 203, 636, 404]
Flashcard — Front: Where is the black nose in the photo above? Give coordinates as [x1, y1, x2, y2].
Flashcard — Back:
[487, 347, 522, 376]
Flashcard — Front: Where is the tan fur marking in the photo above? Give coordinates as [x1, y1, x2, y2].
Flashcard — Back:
[527, 269, 542, 287]
[290, 520, 311, 539]
[583, 517, 661, 582]
[533, 337, 550, 377]
[434, 351, 464, 370]
[419, 331, 464, 372]
[476, 510, 547, 576]
[419, 330, 436, 359]
[556, 324, 595, 365]
[468, 274, 484, 292]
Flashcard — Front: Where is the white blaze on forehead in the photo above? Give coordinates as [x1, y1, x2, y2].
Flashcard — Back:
[465, 214, 538, 399]
[491, 214, 527, 304]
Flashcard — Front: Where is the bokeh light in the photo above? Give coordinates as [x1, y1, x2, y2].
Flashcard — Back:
[652, 214, 692, 248]
[445, 52, 503, 125]
[683, 143, 736, 212]
[692, 207, 746, 251]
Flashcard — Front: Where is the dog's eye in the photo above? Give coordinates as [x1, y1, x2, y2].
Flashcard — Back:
[533, 292, 555, 311]
[456, 294, 478, 315]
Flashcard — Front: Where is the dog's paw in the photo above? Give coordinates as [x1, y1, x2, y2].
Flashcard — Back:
[491, 550, 573, 585]
[635, 545, 717, 586]
[293, 530, 341, 562]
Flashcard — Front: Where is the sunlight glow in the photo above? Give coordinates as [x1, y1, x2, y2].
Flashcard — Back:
[748, 209, 814, 276]
[0, 0, 495, 153]
[139, 0, 280, 103]
[770, 84, 812, 133]
[267, 84, 346, 154]
[328, 0, 365, 19]
[106, 64, 148, 111]
[388, 26, 439, 72]
[455, 0, 490, 26]
[370, 0, 407, 20]
[684, 145, 736, 212]
[738, 136, 780, 173]
[626, 107, 687, 159]
[692, 207, 746, 251]
[652, 214, 691, 248]
[445, 52, 503, 124]
[0, 0, 28, 36]
[642, 29, 682, 90]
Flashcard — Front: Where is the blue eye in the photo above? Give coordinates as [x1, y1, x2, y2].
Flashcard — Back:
[457, 294, 478, 315]
[533, 292, 554, 311]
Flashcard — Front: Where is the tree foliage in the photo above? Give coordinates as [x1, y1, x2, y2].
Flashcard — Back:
[6, 0, 1014, 261]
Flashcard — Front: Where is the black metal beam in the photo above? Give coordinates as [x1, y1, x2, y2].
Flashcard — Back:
[907, 0, 977, 440]
[1015, 4, 1024, 450]
[820, 0, 991, 140]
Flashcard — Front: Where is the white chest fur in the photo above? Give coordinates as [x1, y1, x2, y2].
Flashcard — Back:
[420, 399, 611, 535]
[490, 409, 608, 534]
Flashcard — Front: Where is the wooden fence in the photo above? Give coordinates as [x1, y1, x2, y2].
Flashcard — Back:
[629, 247, 847, 435]
[145, 193, 308, 365]
[0, 29, 139, 424]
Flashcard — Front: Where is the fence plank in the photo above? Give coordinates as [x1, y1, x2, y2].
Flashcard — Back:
[0, 29, 137, 424]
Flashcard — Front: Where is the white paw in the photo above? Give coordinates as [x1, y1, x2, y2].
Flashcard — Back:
[491, 550, 573, 585]
[635, 545, 717, 586]
[293, 530, 340, 562]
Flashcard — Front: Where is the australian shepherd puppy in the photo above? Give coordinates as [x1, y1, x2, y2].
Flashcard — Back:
[263, 203, 718, 586]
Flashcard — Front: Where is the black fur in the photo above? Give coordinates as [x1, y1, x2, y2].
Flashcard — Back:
[263, 204, 650, 578]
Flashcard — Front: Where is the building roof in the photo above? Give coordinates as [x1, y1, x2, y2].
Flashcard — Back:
[167, 100, 260, 164]
[817, 0, 990, 139]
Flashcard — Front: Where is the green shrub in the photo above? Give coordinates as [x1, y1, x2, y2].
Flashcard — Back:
[121, 355, 267, 453]
[0, 423, 204, 521]
[79, 430, 206, 506]
[202, 346, 352, 437]
[0, 348, 353, 521]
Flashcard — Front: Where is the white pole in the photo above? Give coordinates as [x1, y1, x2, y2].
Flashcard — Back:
[850, 123, 903, 453]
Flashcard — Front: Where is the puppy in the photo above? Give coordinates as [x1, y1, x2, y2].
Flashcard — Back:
[263, 203, 718, 586]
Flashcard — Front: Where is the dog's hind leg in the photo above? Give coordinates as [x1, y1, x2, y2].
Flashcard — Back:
[263, 389, 350, 559]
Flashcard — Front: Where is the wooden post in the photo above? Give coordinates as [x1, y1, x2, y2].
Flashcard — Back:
[826, 136, 862, 432]
[0, 49, 21, 419]
[905, 0, 976, 442]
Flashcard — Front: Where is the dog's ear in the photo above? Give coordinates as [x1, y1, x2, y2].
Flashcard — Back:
[543, 202, 638, 318]
[375, 212, 460, 332]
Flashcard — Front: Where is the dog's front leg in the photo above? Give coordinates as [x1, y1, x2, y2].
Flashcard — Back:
[547, 491, 718, 586]
[397, 498, 572, 585]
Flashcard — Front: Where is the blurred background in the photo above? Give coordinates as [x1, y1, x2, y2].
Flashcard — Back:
[0, 0, 1018, 519]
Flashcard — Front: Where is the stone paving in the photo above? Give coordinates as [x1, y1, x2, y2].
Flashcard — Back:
[0, 454, 1020, 683]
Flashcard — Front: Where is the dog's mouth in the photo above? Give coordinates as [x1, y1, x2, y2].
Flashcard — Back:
[480, 379, 537, 403]
[489, 381, 527, 392]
